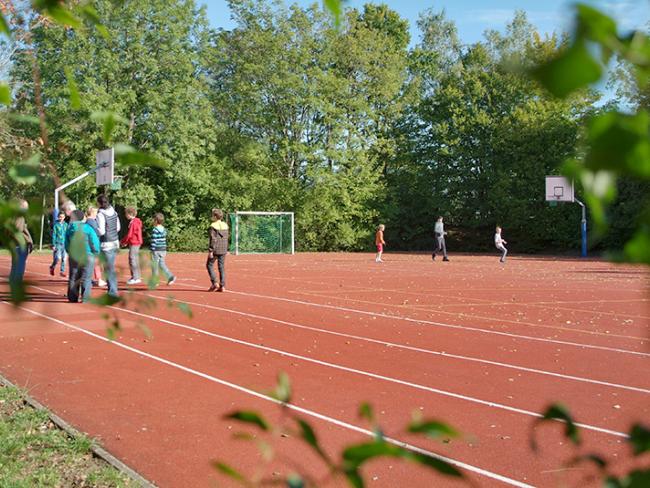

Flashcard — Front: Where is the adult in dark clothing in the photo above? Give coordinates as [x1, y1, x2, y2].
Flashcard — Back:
[207, 208, 229, 292]
[9, 199, 33, 288]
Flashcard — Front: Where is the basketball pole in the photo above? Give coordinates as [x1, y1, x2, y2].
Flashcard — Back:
[575, 198, 587, 258]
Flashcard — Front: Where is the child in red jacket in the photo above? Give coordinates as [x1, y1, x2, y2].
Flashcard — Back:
[121, 207, 143, 285]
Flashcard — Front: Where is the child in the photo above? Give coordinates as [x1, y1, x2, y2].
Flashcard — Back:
[96, 194, 121, 297]
[375, 224, 386, 263]
[432, 216, 450, 262]
[85, 206, 106, 287]
[207, 208, 229, 292]
[50, 211, 68, 277]
[495, 226, 508, 263]
[120, 207, 143, 285]
[150, 213, 176, 286]
[65, 209, 100, 302]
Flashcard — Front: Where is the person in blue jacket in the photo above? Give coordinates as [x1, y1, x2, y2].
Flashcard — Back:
[65, 210, 101, 303]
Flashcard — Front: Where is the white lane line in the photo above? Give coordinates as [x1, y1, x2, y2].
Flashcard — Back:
[136, 291, 649, 394]
[99, 298, 628, 439]
[0, 301, 534, 488]
[221, 289, 650, 358]
[8, 260, 649, 356]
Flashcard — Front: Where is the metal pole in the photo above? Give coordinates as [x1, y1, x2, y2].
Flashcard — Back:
[39, 195, 45, 252]
[235, 212, 239, 256]
[291, 212, 295, 255]
[575, 198, 587, 258]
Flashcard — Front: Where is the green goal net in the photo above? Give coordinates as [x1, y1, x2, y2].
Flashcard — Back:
[230, 212, 295, 254]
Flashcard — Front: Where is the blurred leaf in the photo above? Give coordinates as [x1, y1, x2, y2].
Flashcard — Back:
[532, 403, 581, 449]
[0, 12, 9, 36]
[91, 111, 128, 144]
[576, 4, 617, 45]
[7, 114, 40, 125]
[323, 0, 343, 27]
[531, 40, 602, 98]
[177, 301, 193, 318]
[585, 111, 650, 178]
[69, 228, 88, 265]
[408, 419, 459, 440]
[358, 403, 374, 423]
[106, 326, 115, 341]
[89, 293, 122, 306]
[9, 278, 27, 304]
[80, 5, 110, 39]
[64, 67, 81, 110]
[605, 469, 650, 488]
[268, 371, 291, 403]
[0, 84, 10, 105]
[343, 441, 402, 465]
[623, 227, 650, 264]
[287, 474, 305, 488]
[225, 411, 269, 431]
[9, 155, 41, 185]
[629, 424, 650, 455]
[343, 468, 363, 488]
[114, 143, 167, 168]
[212, 461, 250, 486]
[404, 451, 462, 477]
[296, 418, 331, 465]
[34, 1, 82, 29]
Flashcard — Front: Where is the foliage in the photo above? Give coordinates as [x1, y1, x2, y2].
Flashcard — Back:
[531, 3, 650, 263]
[215, 373, 462, 487]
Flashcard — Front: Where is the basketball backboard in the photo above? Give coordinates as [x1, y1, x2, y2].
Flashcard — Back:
[545, 176, 574, 202]
[96, 148, 114, 186]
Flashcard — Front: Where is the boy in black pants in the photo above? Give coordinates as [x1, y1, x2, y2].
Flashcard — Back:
[207, 209, 229, 292]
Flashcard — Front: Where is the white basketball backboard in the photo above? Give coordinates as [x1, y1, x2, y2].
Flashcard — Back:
[545, 176, 574, 202]
[96, 148, 114, 186]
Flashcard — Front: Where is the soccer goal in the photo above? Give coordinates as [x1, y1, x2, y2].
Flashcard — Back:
[230, 211, 295, 255]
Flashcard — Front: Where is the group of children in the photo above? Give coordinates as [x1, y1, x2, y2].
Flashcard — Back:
[50, 195, 230, 303]
[374, 221, 509, 263]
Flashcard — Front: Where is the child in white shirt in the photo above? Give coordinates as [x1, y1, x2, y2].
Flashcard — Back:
[495, 226, 508, 263]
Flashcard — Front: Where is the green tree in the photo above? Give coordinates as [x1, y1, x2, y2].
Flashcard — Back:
[9, 0, 217, 249]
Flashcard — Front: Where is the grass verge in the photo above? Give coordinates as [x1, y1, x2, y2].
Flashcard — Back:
[0, 383, 136, 487]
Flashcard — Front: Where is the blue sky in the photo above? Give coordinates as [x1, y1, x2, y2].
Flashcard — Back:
[200, 0, 650, 45]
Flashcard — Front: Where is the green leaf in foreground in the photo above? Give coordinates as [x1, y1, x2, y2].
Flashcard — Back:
[8, 155, 41, 185]
[224, 411, 269, 431]
[408, 418, 459, 440]
[90, 111, 128, 144]
[89, 294, 122, 307]
[177, 301, 193, 318]
[323, 0, 343, 27]
[605, 468, 650, 488]
[0, 83, 10, 105]
[268, 371, 291, 403]
[576, 4, 618, 46]
[531, 40, 602, 98]
[296, 418, 331, 465]
[212, 461, 250, 486]
[114, 143, 167, 168]
[0, 12, 9, 36]
[64, 67, 81, 110]
[358, 402, 374, 423]
[624, 227, 650, 265]
[35, 2, 82, 29]
[80, 5, 110, 39]
[533, 403, 581, 449]
[629, 424, 650, 455]
[287, 473, 305, 488]
[343, 441, 461, 477]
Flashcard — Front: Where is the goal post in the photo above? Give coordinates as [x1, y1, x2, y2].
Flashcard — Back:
[230, 211, 295, 255]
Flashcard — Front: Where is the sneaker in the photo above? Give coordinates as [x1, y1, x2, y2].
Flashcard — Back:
[431, 254, 436, 261]
[208, 284, 218, 292]
[217, 286, 225, 292]
[60, 271, 66, 277]
[49, 266, 54, 276]
[167, 276, 176, 285]
[98, 279, 107, 287]
[443, 257, 450, 262]
[126, 278, 142, 285]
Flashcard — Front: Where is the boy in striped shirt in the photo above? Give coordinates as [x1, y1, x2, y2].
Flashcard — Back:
[150, 213, 176, 285]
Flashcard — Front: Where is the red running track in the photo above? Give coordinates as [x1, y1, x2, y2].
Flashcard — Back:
[0, 252, 648, 487]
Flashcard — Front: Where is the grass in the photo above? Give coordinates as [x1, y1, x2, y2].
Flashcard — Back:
[0, 384, 136, 487]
